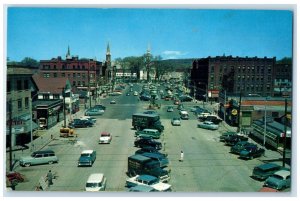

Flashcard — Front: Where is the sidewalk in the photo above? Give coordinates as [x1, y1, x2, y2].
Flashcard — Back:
[6, 103, 89, 172]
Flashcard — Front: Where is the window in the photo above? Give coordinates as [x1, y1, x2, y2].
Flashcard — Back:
[68, 74, 71, 78]
[73, 65, 75, 69]
[43, 73, 50, 78]
[43, 94, 50, 99]
[78, 81, 81, 86]
[53, 94, 60, 99]
[54, 65, 57, 70]
[77, 73, 81, 78]
[82, 81, 85, 86]
[18, 99, 22, 110]
[73, 81, 76, 86]
[82, 73, 86, 78]
[62, 65, 65, 70]
[25, 97, 29, 109]
[53, 73, 57, 78]
[73, 73, 76, 78]
[61, 73, 65, 77]
[82, 65, 85, 70]
[17, 80, 22, 90]
[7, 81, 11, 92]
[24, 80, 29, 90]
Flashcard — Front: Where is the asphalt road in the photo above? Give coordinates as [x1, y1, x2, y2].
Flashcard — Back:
[12, 83, 281, 192]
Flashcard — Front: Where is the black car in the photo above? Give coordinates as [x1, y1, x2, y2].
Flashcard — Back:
[134, 138, 162, 150]
[135, 146, 168, 157]
[220, 131, 237, 142]
[239, 145, 265, 160]
[224, 135, 248, 146]
[69, 119, 93, 128]
[230, 141, 255, 154]
[140, 95, 151, 101]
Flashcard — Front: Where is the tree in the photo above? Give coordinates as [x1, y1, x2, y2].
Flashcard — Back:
[20, 57, 39, 67]
[277, 57, 292, 64]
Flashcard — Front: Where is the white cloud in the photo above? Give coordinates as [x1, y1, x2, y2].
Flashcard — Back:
[162, 50, 188, 59]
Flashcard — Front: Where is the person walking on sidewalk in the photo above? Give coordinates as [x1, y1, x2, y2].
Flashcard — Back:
[47, 170, 53, 187]
[179, 150, 184, 162]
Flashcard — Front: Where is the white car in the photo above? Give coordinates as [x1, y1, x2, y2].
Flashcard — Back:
[99, 132, 112, 144]
[126, 175, 171, 192]
[171, 117, 181, 126]
[133, 91, 138, 96]
[198, 121, 219, 130]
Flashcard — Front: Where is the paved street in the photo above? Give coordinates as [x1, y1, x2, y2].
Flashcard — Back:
[6, 83, 288, 193]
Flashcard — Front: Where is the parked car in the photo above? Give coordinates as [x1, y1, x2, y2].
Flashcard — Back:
[219, 131, 237, 142]
[85, 173, 107, 191]
[179, 111, 189, 120]
[263, 170, 291, 190]
[135, 146, 168, 157]
[167, 106, 174, 112]
[110, 100, 116, 104]
[174, 99, 180, 105]
[135, 129, 161, 139]
[252, 163, 288, 180]
[129, 185, 157, 192]
[69, 119, 93, 128]
[133, 91, 138, 96]
[85, 108, 104, 116]
[171, 117, 181, 126]
[99, 132, 112, 144]
[230, 141, 255, 154]
[126, 93, 130, 96]
[78, 150, 96, 167]
[224, 135, 248, 146]
[79, 116, 96, 124]
[134, 138, 162, 150]
[94, 104, 106, 110]
[19, 150, 58, 167]
[190, 106, 201, 112]
[126, 175, 172, 192]
[239, 145, 265, 160]
[198, 121, 219, 130]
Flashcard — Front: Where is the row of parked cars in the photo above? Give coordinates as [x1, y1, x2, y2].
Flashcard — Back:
[125, 111, 172, 192]
[219, 131, 291, 191]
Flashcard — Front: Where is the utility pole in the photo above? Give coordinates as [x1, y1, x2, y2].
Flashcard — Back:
[62, 87, 66, 128]
[223, 90, 226, 121]
[8, 99, 13, 171]
[237, 91, 242, 132]
[282, 99, 288, 167]
[88, 63, 91, 108]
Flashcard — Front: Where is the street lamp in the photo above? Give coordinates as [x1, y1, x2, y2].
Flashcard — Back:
[30, 93, 39, 149]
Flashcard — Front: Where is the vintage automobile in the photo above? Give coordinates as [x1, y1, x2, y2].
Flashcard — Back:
[126, 175, 172, 192]
[135, 146, 168, 157]
[239, 145, 265, 160]
[219, 131, 237, 142]
[224, 135, 248, 146]
[171, 117, 181, 126]
[230, 141, 255, 154]
[134, 138, 162, 150]
[78, 150, 96, 167]
[263, 170, 291, 190]
[69, 119, 94, 128]
[129, 185, 158, 192]
[110, 100, 116, 104]
[167, 106, 174, 112]
[99, 132, 112, 144]
[85, 108, 104, 116]
[252, 163, 288, 180]
[19, 150, 58, 167]
[197, 121, 219, 130]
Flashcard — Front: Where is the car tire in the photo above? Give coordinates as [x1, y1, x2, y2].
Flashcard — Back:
[24, 163, 31, 167]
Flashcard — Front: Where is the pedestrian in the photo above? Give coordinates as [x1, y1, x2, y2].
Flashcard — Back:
[47, 170, 53, 187]
[179, 150, 184, 162]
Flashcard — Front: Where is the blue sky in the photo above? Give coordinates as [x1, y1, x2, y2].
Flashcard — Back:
[7, 7, 293, 62]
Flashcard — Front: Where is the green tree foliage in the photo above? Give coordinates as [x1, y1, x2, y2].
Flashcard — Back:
[20, 57, 39, 67]
[277, 57, 292, 64]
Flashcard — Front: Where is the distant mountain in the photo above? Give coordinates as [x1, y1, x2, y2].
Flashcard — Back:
[157, 58, 195, 69]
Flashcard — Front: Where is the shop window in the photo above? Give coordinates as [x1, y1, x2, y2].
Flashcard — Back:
[17, 80, 22, 90]
[18, 99, 22, 110]
[25, 97, 29, 109]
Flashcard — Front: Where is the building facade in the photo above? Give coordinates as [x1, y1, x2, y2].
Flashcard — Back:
[6, 66, 38, 147]
[273, 63, 292, 97]
[39, 47, 104, 95]
[191, 56, 276, 101]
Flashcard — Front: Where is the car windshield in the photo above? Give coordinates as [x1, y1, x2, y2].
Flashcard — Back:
[86, 183, 101, 187]
[81, 154, 91, 157]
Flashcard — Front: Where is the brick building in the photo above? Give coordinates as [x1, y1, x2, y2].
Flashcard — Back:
[39, 47, 105, 96]
[191, 56, 276, 101]
[273, 63, 292, 97]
